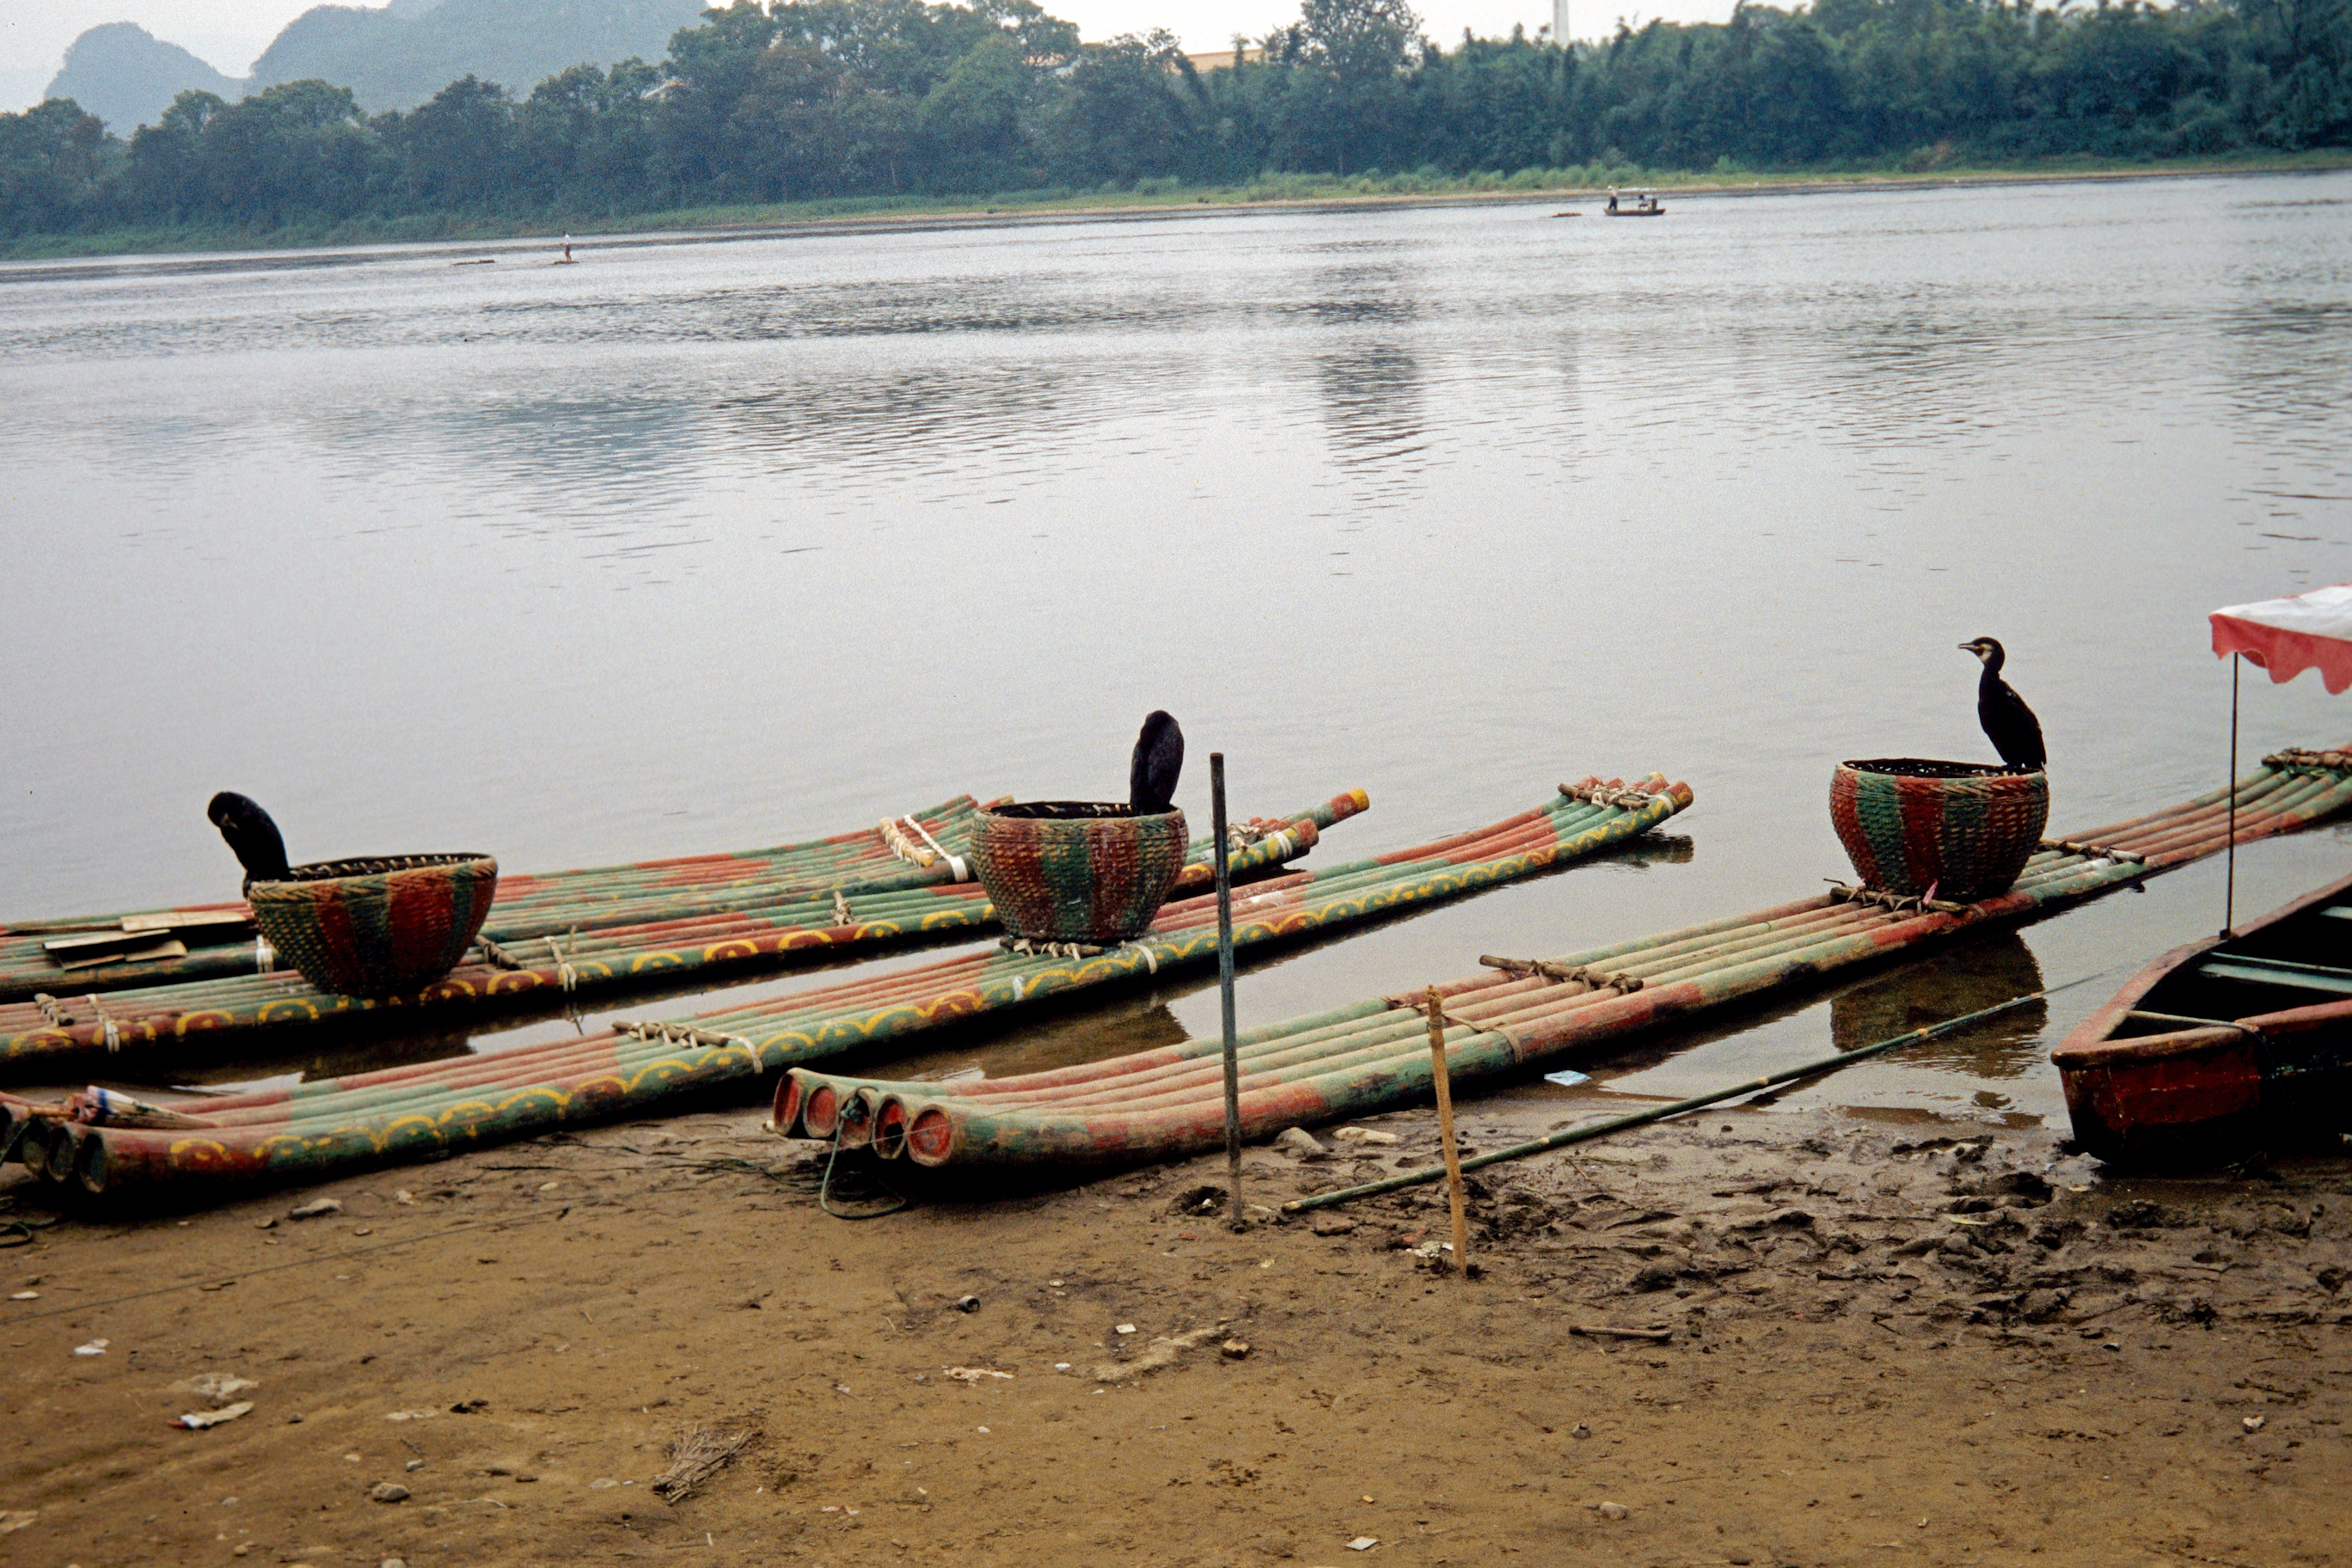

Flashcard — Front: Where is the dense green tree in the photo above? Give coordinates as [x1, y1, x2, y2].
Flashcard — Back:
[1, 0, 2346, 243]
[1040, 31, 1202, 185]
[0, 98, 111, 234]
[387, 76, 518, 209]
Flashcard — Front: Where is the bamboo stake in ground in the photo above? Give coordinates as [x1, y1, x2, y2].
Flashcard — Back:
[1214, 752, 1244, 1234]
[1424, 984, 1470, 1271]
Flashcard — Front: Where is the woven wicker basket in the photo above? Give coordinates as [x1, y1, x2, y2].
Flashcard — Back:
[969, 803, 1189, 945]
[1830, 759, 2048, 903]
[248, 854, 499, 997]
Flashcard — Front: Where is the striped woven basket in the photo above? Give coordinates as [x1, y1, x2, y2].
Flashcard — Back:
[248, 854, 499, 998]
[969, 804, 1189, 945]
[1829, 759, 2049, 903]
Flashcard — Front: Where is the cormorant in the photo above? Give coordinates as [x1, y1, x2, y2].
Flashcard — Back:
[207, 791, 291, 889]
[1958, 638, 2046, 772]
[1129, 711, 1184, 816]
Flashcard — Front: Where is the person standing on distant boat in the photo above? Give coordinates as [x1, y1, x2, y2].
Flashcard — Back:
[1607, 187, 1619, 213]
[561, 232, 573, 263]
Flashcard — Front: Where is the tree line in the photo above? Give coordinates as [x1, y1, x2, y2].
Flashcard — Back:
[3, 0, 2347, 241]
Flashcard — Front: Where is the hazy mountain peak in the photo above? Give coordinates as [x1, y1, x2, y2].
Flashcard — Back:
[42, 21, 242, 132]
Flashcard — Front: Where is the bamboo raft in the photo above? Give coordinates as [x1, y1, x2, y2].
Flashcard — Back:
[0, 776, 1691, 1198]
[0, 793, 1366, 1072]
[0, 793, 1329, 1002]
[769, 751, 2352, 1173]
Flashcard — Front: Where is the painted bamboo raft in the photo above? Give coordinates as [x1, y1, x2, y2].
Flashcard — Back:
[0, 793, 1326, 1002]
[769, 750, 2352, 1173]
[0, 775, 1692, 1197]
[0, 793, 1366, 1072]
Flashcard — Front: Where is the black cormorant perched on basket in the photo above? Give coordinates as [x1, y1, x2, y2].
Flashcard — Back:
[207, 791, 291, 890]
[1958, 638, 2046, 772]
[1130, 711, 1184, 816]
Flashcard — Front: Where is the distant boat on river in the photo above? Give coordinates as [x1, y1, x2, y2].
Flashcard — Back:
[1605, 188, 1664, 217]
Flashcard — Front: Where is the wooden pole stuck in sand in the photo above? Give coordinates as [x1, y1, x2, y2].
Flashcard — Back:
[1213, 752, 1244, 1232]
[1424, 985, 1471, 1271]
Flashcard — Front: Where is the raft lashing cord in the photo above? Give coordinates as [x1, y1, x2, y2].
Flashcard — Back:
[774, 749, 2352, 1174]
[1283, 970, 2114, 1212]
[2, 775, 1689, 1202]
[4, 789, 1363, 1010]
[0, 790, 1369, 1069]
[818, 1119, 909, 1221]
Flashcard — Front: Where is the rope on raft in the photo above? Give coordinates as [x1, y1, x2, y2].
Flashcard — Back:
[1225, 818, 1295, 854]
[1472, 955, 1646, 993]
[878, 814, 970, 881]
[609, 1020, 753, 1051]
[2037, 837, 2148, 865]
[2263, 748, 2352, 775]
[483, 933, 579, 989]
[28, 989, 120, 1049]
[1558, 780, 1664, 809]
[994, 936, 1162, 972]
[1826, 882, 1970, 916]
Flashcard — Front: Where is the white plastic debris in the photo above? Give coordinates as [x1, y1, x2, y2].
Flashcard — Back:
[72, 1338, 108, 1356]
[942, 1366, 1014, 1382]
[175, 1401, 254, 1430]
[1332, 1127, 1400, 1146]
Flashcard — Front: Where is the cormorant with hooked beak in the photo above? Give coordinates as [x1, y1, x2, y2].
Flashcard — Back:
[1958, 638, 2046, 772]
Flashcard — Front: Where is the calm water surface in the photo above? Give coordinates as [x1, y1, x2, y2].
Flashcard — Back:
[4, 172, 2350, 1128]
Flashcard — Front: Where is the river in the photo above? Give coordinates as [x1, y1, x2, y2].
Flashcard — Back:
[4, 169, 2349, 1128]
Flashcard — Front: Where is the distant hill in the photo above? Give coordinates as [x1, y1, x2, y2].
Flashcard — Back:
[248, 0, 707, 112]
[39, 0, 706, 133]
[41, 22, 242, 133]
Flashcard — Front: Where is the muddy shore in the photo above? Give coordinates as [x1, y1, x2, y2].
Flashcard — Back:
[3, 1100, 2346, 1567]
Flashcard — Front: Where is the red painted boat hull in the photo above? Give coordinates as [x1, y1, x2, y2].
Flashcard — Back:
[2053, 869, 2352, 1167]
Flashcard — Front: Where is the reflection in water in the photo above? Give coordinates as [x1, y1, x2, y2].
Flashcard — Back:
[874, 993, 1197, 1084]
[1829, 933, 2049, 1081]
[1316, 342, 1424, 457]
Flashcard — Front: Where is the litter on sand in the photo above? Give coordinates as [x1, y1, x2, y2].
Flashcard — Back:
[1542, 1069, 1592, 1087]
[652, 1424, 754, 1503]
[174, 1400, 254, 1430]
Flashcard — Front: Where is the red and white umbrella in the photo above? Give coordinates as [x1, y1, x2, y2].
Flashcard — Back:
[2211, 583, 2352, 695]
[2208, 583, 2352, 928]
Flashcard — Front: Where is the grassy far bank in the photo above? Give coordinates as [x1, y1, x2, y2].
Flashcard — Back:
[6, 148, 2347, 262]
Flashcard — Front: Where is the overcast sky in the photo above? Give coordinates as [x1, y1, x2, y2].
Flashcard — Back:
[3, 0, 1738, 111]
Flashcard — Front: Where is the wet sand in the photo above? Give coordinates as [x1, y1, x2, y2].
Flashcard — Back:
[3, 1103, 2346, 1566]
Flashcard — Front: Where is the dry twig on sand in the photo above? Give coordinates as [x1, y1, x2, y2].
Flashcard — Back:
[652, 1424, 755, 1503]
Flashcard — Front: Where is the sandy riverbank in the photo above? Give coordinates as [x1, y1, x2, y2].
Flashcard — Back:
[3, 1101, 2345, 1566]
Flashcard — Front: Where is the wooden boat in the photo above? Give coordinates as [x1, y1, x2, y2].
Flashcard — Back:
[1604, 201, 1664, 217]
[772, 750, 2352, 1173]
[0, 775, 1694, 1198]
[2053, 869, 2352, 1167]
